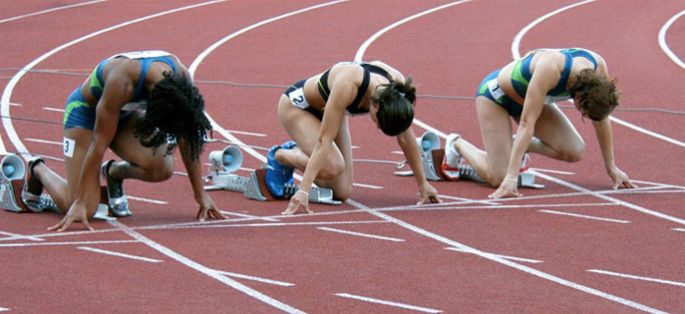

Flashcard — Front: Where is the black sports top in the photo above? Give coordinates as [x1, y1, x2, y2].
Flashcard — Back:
[317, 62, 393, 114]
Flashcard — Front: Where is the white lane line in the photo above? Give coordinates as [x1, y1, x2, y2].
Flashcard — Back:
[539, 209, 630, 224]
[529, 167, 575, 176]
[220, 210, 280, 222]
[24, 138, 60, 146]
[224, 129, 266, 137]
[1, 0, 227, 157]
[0, 239, 138, 248]
[126, 195, 167, 205]
[673, 228, 685, 232]
[346, 199, 665, 314]
[535, 172, 685, 226]
[588, 269, 685, 288]
[609, 116, 685, 148]
[42, 107, 64, 113]
[631, 179, 685, 190]
[317, 227, 405, 242]
[444, 247, 543, 264]
[0, 306, 8, 312]
[354, 0, 473, 62]
[335, 293, 442, 313]
[215, 270, 294, 287]
[175, 220, 387, 231]
[9, 103, 21, 107]
[658, 9, 685, 69]
[0, 230, 44, 242]
[352, 182, 383, 190]
[0, 0, 107, 24]
[111, 221, 304, 313]
[78, 246, 163, 263]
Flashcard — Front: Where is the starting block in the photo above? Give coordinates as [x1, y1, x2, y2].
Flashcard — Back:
[395, 132, 544, 189]
[203, 145, 341, 205]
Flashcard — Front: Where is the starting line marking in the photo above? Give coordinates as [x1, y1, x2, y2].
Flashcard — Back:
[317, 227, 405, 242]
[0, 230, 44, 242]
[587, 269, 685, 288]
[220, 210, 280, 222]
[215, 270, 294, 287]
[78, 246, 163, 263]
[539, 210, 631, 224]
[444, 247, 543, 264]
[336, 293, 441, 313]
[0, 239, 138, 248]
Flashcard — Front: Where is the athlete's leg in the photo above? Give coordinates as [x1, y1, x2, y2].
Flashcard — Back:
[453, 96, 514, 186]
[276, 95, 345, 179]
[528, 103, 584, 162]
[107, 111, 174, 182]
[312, 115, 353, 200]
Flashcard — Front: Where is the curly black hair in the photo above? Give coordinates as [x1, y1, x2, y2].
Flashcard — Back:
[370, 77, 416, 136]
[134, 71, 212, 161]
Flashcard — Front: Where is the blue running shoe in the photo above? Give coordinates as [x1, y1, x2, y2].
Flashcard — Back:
[265, 141, 297, 199]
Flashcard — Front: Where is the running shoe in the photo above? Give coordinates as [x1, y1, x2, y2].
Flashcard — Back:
[21, 156, 45, 212]
[101, 160, 131, 217]
[265, 141, 297, 199]
[441, 133, 462, 181]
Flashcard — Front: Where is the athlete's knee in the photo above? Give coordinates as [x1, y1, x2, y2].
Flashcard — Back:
[317, 158, 345, 180]
[560, 143, 585, 162]
[144, 157, 174, 182]
[333, 184, 352, 201]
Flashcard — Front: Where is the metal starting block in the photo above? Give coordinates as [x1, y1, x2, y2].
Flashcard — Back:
[395, 132, 544, 189]
[203, 145, 341, 205]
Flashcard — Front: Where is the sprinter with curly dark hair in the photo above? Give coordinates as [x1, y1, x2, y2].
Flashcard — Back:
[21, 51, 224, 232]
[268, 61, 440, 215]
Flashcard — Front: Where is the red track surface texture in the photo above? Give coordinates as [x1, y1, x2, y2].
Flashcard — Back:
[1, 1, 684, 313]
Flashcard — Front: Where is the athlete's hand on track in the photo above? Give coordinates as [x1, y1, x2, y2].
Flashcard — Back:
[608, 166, 636, 190]
[195, 192, 226, 221]
[418, 182, 441, 204]
[488, 176, 522, 199]
[282, 190, 313, 215]
[48, 203, 93, 232]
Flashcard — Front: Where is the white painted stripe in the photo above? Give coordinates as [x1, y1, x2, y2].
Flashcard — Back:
[658, 9, 685, 69]
[9, 102, 21, 107]
[0, 306, 9, 312]
[220, 210, 280, 222]
[346, 199, 665, 314]
[673, 228, 685, 232]
[0, 0, 107, 24]
[352, 182, 383, 190]
[127, 195, 167, 205]
[588, 269, 685, 287]
[111, 221, 304, 313]
[0, 230, 44, 242]
[42, 107, 64, 113]
[1, 0, 227, 157]
[529, 167, 574, 176]
[534, 171, 685, 226]
[215, 270, 294, 287]
[336, 293, 441, 313]
[78, 246, 163, 263]
[437, 194, 499, 205]
[176, 220, 387, 230]
[0, 239, 137, 248]
[631, 179, 685, 190]
[224, 129, 266, 137]
[609, 116, 685, 148]
[24, 138, 61, 146]
[354, 0, 473, 62]
[539, 209, 630, 224]
[317, 227, 405, 242]
[444, 247, 543, 264]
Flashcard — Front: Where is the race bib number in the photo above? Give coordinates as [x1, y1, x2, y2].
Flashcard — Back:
[487, 79, 505, 100]
[288, 88, 309, 109]
[63, 138, 75, 158]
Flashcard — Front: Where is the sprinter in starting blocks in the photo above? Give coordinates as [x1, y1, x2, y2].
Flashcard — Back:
[395, 131, 544, 189]
[203, 145, 341, 205]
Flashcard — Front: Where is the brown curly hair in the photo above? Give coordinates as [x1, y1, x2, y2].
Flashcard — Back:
[568, 69, 619, 121]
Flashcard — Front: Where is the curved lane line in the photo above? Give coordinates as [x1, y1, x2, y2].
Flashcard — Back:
[511, 0, 685, 148]
[658, 9, 685, 69]
[0, 0, 107, 25]
[0, 0, 226, 155]
[353, 2, 667, 313]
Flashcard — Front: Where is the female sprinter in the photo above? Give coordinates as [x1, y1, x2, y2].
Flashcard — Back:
[443, 48, 635, 199]
[22, 50, 225, 231]
[266, 61, 441, 215]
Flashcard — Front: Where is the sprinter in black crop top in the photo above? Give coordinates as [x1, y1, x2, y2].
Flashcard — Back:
[268, 61, 440, 214]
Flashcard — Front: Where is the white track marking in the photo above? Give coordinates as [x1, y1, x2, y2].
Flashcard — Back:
[220, 210, 280, 222]
[529, 167, 574, 175]
[346, 199, 665, 313]
[673, 228, 685, 232]
[24, 138, 60, 146]
[168, 220, 387, 231]
[214, 270, 295, 287]
[111, 221, 304, 313]
[42, 107, 64, 113]
[223, 129, 266, 137]
[444, 247, 543, 264]
[126, 195, 167, 205]
[0, 306, 8, 312]
[78, 246, 163, 263]
[539, 209, 631, 224]
[511, 0, 685, 149]
[658, 9, 685, 69]
[0, 239, 137, 248]
[534, 171, 685, 225]
[0, 230, 44, 242]
[352, 182, 384, 190]
[317, 227, 405, 242]
[354, 0, 473, 62]
[336, 293, 442, 313]
[0, 0, 107, 25]
[1, 0, 227, 156]
[587, 269, 685, 288]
